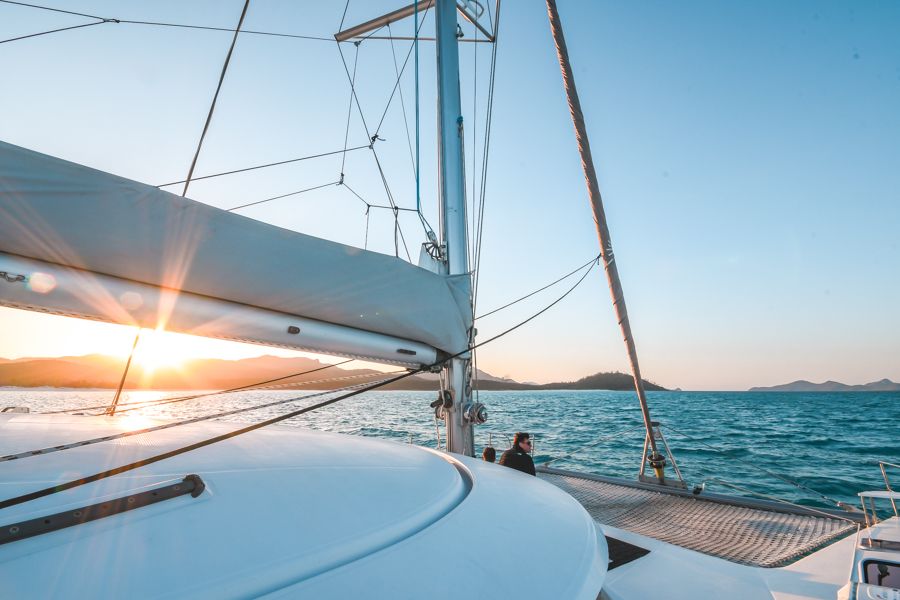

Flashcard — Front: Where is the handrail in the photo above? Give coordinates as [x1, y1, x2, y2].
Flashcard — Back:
[878, 461, 899, 518]
[1, 475, 205, 546]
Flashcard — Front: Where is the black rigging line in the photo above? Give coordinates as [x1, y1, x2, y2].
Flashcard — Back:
[42, 359, 355, 416]
[341, 182, 371, 209]
[0, 1, 337, 42]
[370, 148, 412, 261]
[340, 43, 361, 176]
[156, 145, 368, 187]
[0, 371, 420, 511]
[467, 254, 598, 354]
[387, 21, 437, 242]
[476, 254, 599, 321]
[180, 0, 249, 198]
[0, 19, 106, 45]
[113, 20, 334, 42]
[338, 0, 351, 32]
[387, 22, 417, 182]
[373, 5, 431, 137]
[106, 371, 397, 416]
[0, 0, 100, 19]
[226, 180, 340, 212]
[336, 43, 373, 140]
[332, 19, 422, 258]
[7, 373, 398, 463]
[472, 0, 502, 313]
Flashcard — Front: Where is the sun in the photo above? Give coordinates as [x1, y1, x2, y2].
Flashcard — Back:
[132, 328, 192, 373]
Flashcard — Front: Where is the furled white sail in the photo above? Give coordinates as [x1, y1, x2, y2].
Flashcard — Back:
[0, 141, 472, 366]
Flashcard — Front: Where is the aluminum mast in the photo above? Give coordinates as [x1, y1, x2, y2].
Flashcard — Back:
[435, 0, 475, 456]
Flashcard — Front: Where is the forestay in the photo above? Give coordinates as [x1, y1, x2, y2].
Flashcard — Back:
[0, 141, 472, 366]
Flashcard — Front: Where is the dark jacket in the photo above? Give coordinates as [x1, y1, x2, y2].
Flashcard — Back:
[498, 446, 536, 476]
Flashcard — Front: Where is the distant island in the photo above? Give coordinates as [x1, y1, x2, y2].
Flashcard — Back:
[749, 379, 900, 392]
[0, 354, 668, 392]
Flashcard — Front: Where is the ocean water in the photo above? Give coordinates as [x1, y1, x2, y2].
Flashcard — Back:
[2, 389, 897, 509]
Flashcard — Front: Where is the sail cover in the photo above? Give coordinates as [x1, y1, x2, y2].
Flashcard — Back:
[0, 141, 472, 359]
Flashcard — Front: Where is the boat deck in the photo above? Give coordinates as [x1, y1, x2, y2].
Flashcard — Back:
[539, 466, 860, 568]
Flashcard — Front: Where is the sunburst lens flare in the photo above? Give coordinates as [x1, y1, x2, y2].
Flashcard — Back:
[133, 328, 193, 374]
[27, 271, 56, 294]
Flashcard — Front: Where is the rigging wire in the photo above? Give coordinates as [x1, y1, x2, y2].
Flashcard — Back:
[225, 180, 339, 212]
[372, 5, 432, 138]
[370, 148, 413, 260]
[0, 19, 107, 45]
[0, 1, 337, 43]
[338, 0, 351, 32]
[0, 370, 421, 511]
[542, 424, 646, 467]
[339, 42, 361, 177]
[334, 36, 415, 259]
[472, 0, 501, 312]
[107, 370, 387, 416]
[476, 254, 599, 321]
[4, 374, 401, 463]
[386, 22, 417, 182]
[414, 1, 422, 222]
[42, 358, 355, 415]
[336, 42, 373, 140]
[156, 145, 369, 187]
[180, 0, 250, 198]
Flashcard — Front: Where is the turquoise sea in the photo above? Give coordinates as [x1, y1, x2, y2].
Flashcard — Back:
[3, 389, 897, 509]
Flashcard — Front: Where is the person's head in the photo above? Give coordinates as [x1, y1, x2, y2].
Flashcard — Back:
[482, 446, 496, 463]
[513, 432, 531, 453]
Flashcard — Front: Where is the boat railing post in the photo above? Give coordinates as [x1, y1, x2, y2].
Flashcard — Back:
[878, 461, 899, 518]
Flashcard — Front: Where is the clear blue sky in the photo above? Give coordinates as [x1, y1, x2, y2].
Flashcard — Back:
[1, 1, 898, 390]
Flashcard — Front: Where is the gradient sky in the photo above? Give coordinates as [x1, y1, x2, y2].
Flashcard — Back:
[1, 1, 898, 390]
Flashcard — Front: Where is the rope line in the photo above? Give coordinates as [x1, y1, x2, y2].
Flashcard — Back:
[543, 424, 646, 467]
[370, 148, 412, 260]
[476, 254, 598, 320]
[339, 42, 361, 176]
[0, 370, 421, 511]
[387, 22, 417, 182]
[0, 0, 101, 19]
[157, 145, 368, 187]
[226, 180, 339, 212]
[0, 19, 107, 45]
[336, 43, 373, 141]
[180, 0, 249, 198]
[472, 0, 502, 311]
[0, 1, 336, 42]
[42, 359, 354, 415]
[4, 374, 401, 464]
[108, 369, 389, 416]
[373, 4, 432, 137]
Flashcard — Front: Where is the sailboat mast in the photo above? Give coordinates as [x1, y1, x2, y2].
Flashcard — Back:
[435, 0, 474, 456]
[545, 0, 667, 480]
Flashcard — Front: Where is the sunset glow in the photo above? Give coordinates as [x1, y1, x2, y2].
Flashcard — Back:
[132, 328, 192, 373]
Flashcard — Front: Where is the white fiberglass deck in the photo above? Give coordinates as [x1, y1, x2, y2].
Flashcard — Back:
[540, 467, 859, 568]
[0, 415, 607, 599]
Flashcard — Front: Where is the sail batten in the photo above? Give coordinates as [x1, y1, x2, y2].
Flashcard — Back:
[0, 141, 472, 361]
